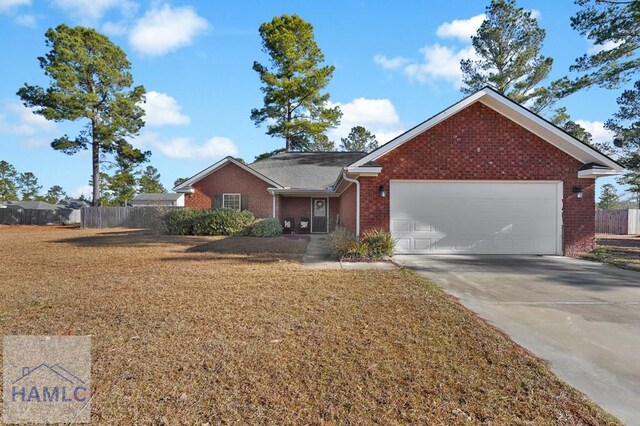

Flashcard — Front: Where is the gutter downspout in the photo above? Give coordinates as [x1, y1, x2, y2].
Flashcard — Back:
[342, 170, 360, 238]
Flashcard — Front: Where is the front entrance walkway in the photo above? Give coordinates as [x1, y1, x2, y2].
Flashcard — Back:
[303, 234, 344, 269]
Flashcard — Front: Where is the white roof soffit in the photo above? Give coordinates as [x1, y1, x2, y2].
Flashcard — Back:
[172, 156, 283, 192]
[349, 88, 624, 174]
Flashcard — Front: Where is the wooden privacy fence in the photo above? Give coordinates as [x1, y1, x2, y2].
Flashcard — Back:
[0, 208, 80, 225]
[596, 209, 640, 235]
[81, 206, 176, 230]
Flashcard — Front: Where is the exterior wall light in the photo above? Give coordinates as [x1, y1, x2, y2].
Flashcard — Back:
[379, 184, 386, 198]
[573, 185, 583, 199]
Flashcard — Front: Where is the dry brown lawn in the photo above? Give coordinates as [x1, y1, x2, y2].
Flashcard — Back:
[582, 234, 640, 272]
[0, 225, 619, 425]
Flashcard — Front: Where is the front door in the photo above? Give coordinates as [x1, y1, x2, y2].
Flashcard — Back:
[311, 198, 328, 233]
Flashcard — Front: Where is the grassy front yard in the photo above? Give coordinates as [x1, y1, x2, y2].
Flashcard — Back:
[0, 225, 619, 424]
[582, 234, 640, 272]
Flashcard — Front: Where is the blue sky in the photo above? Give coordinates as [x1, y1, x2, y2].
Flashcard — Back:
[0, 0, 626, 198]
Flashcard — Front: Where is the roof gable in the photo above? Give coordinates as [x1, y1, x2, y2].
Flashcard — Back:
[174, 152, 367, 192]
[173, 157, 282, 192]
[348, 87, 623, 173]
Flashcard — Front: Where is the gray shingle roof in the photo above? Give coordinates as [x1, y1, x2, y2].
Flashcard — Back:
[6, 201, 61, 210]
[249, 152, 367, 189]
[132, 193, 183, 201]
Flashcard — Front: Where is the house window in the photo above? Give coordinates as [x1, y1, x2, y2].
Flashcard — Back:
[222, 193, 241, 211]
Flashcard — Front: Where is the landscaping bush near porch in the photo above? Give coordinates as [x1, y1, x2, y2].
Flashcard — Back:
[325, 227, 395, 260]
[250, 218, 283, 237]
[165, 208, 255, 236]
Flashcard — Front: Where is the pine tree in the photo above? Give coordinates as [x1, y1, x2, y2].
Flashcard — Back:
[605, 81, 640, 208]
[340, 126, 379, 152]
[461, 0, 554, 112]
[139, 166, 166, 193]
[570, 0, 640, 90]
[251, 14, 341, 151]
[17, 25, 147, 205]
[0, 160, 19, 202]
[597, 183, 620, 210]
[42, 185, 67, 204]
[461, 0, 592, 143]
[18, 172, 42, 201]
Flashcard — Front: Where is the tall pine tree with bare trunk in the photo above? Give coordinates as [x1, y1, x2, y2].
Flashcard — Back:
[251, 14, 341, 152]
[18, 25, 147, 205]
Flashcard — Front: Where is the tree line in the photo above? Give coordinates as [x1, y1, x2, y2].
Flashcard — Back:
[0, 159, 166, 206]
[14, 0, 640, 206]
[0, 160, 65, 203]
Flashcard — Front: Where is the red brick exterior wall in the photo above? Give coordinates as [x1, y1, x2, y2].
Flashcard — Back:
[359, 102, 595, 256]
[338, 184, 356, 232]
[278, 196, 340, 233]
[185, 163, 273, 218]
[279, 197, 310, 225]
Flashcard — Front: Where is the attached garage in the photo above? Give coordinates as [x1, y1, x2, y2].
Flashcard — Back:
[390, 181, 562, 255]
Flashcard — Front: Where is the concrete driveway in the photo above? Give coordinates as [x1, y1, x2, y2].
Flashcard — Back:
[396, 255, 640, 425]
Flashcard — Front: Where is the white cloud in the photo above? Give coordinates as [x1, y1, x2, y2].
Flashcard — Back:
[529, 9, 541, 20]
[129, 4, 209, 56]
[575, 120, 614, 145]
[133, 130, 238, 160]
[141, 91, 190, 127]
[375, 13, 483, 88]
[101, 20, 128, 36]
[14, 13, 35, 26]
[0, 0, 29, 12]
[0, 102, 56, 146]
[130, 130, 160, 149]
[587, 39, 623, 55]
[71, 184, 93, 199]
[373, 54, 409, 70]
[328, 98, 403, 144]
[404, 44, 477, 88]
[51, 0, 135, 22]
[155, 136, 238, 160]
[435, 14, 485, 42]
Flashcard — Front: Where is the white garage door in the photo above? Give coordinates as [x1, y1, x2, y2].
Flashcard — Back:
[390, 181, 561, 255]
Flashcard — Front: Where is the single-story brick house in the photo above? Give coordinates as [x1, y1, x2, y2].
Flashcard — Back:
[174, 87, 623, 256]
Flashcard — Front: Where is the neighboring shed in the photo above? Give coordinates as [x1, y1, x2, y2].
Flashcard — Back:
[130, 193, 185, 207]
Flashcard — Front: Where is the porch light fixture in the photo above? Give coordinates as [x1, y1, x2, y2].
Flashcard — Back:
[573, 185, 583, 199]
[379, 184, 386, 198]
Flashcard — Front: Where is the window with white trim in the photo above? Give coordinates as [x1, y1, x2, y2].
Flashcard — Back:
[222, 193, 241, 211]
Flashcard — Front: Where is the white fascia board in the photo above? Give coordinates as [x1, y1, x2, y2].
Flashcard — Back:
[175, 187, 195, 194]
[172, 156, 283, 192]
[348, 88, 624, 172]
[345, 166, 382, 175]
[578, 168, 623, 178]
